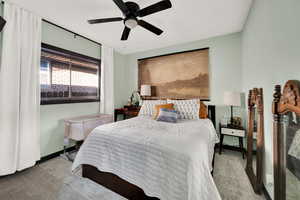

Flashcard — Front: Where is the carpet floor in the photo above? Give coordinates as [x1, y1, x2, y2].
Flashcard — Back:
[0, 150, 266, 200]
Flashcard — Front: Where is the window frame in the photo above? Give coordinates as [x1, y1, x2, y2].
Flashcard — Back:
[40, 43, 101, 105]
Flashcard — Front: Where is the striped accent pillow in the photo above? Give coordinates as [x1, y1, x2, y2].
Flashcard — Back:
[156, 108, 178, 123]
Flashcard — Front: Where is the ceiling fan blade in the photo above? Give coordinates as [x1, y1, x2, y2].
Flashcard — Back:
[113, 0, 130, 15]
[137, 0, 172, 17]
[138, 20, 163, 35]
[88, 17, 123, 24]
[121, 27, 131, 40]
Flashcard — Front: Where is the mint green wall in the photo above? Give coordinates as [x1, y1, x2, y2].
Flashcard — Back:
[42, 22, 101, 59]
[114, 51, 131, 108]
[40, 21, 101, 157]
[40, 103, 99, 157]
[122, 32, 245, 146]
[242, 0, 300, 198]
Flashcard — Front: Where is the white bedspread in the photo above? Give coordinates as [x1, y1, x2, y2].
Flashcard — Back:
[72, 116, 221, 200]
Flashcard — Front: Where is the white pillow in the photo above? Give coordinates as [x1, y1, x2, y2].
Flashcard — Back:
[138, 100, 167, 116]
[167, 99, 200, 120]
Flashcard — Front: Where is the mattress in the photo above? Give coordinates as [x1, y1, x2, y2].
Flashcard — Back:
[72, 116, 221, 200]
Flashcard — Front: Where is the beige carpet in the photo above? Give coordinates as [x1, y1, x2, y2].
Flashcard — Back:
[0, 150, 265, 200]
[214, 151, 265, 200]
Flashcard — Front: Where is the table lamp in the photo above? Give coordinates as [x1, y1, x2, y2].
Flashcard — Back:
[140, 85, 151, 98]
[224, 91, 241, 127]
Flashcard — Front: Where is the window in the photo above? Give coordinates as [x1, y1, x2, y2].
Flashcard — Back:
[40, 44, 100, 104]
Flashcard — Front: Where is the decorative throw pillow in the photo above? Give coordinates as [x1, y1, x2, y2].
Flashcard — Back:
[138, 100, 167, 116]
[199, 101, 208, 119]
[156, 108, 178, 123]
[167, 99, 200, 120]
[153, 103, 174, 119]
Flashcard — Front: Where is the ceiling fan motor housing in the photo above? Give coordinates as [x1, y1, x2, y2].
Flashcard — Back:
[123, 2, 140, 29]
[124, 1, 140, 17]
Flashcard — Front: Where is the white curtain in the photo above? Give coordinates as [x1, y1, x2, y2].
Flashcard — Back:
[0, 2, 41, 176]
[100, 45, 114, 114]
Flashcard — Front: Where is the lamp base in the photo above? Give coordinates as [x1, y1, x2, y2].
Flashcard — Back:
[227, 117, 243, 129]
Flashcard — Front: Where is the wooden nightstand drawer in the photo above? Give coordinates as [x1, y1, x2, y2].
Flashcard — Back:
[221, 128, 245, 137]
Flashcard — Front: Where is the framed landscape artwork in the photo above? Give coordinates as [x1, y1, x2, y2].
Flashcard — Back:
[138, 48, 210, 100]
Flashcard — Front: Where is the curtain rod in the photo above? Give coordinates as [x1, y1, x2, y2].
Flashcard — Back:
[42, 19, 102, 46]
[1, 1, 101, 46]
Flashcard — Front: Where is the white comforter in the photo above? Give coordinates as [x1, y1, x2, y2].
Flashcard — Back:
[72, 116, 221, 200]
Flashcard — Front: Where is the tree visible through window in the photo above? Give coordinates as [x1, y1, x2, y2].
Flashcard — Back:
[40, 44, 100, 104]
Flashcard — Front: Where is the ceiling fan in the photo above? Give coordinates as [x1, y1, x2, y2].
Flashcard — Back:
[88, 0, 172, 40]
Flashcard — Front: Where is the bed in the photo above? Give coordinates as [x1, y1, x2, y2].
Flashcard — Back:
[72, 104, 221, 200]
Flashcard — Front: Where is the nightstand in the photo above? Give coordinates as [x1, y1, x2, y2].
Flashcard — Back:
[219, 124, 246, 159]
[114, 106, 141, 122]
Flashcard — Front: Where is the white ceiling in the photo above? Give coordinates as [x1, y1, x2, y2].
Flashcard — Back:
[7, 0, 253, 54]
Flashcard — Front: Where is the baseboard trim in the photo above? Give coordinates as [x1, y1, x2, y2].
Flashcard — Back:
[0, 147, 76, 178]
[262, 184, 272, 200]
[37, 146, 76, 164]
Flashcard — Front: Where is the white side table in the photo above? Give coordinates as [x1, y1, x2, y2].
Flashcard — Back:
[219, 124, 246, 159]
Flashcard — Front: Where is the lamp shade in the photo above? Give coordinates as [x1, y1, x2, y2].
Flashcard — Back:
[140, 85, 151, 96]
[224, 91, 241, 107]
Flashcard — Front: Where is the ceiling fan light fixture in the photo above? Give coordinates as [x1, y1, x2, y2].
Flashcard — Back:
[88, 0, 173, 40]
[125, 18, 138, 29]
